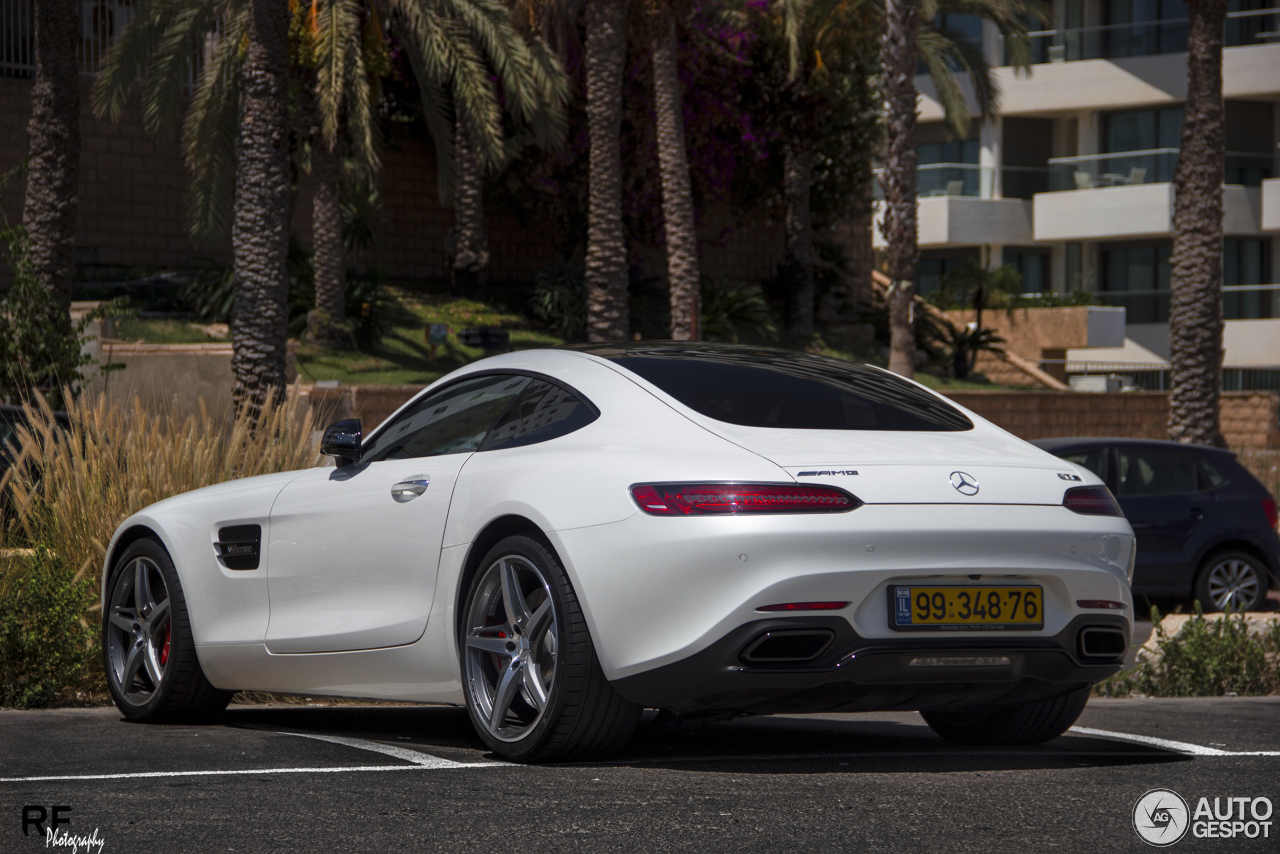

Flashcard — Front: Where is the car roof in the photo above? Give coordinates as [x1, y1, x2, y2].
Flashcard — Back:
[1030, 436, 1233, 456]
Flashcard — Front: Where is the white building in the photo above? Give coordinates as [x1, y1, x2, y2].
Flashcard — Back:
[872, 2, 1280, 388]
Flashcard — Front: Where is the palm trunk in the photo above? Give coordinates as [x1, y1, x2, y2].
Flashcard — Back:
[652, 16, 699, 341]
[22, 0, 80, 325]
[584, 0, 630, 342]
[230, 0, 292, 414]
[782, 136, 815, 334]
[308, 132, 354, 349]
[880, 0, 920, 379]
[452, 116, 489, 296]
[1168, 0, 1227, 447]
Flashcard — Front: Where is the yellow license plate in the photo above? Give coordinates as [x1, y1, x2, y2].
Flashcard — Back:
[890, 586, 1043, 631]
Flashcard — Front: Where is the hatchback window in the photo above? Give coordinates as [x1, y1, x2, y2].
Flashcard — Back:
[1117, 447, 1200, 496]
[482, 379, 598, 451]
[600, 347, 972, 431]
[361, 374, 530, 462]
[1196, 456, 1228, 490]
[1061, 448, 1107, 482]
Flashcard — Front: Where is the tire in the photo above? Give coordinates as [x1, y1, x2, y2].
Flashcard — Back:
[460, 535, 640, 762]
[1194, 551, 1266, 613]
[921, 687, 1090, 746]
[103, 538, 233, 723]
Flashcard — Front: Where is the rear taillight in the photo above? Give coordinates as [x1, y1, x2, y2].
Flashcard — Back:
[1063, 485, 1123, 517]
[1263, 498, 1278, 531]
[630, 483, 861, 516]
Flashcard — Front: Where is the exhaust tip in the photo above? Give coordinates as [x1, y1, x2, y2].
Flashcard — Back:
[740, 629, 835, 663]
[1079, 626, 1127, 660]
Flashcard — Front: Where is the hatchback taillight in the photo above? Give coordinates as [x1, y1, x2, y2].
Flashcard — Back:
[1063, 485, 1123, 517]
[1263, 498, 1278, 531]
[630, 483, 861, 516]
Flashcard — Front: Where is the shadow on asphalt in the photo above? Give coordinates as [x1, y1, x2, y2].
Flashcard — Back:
[220, 705, 1191, 775]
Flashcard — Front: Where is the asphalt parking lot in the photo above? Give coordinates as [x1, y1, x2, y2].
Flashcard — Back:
[3, 697, 1277, 853]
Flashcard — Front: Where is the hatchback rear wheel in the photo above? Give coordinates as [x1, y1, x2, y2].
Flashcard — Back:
[1195, 551, 1266, 613]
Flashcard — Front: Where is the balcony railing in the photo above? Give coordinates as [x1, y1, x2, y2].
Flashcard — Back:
[998, 6, 1279, 65]
[874, 164, 995, 200]
[1047, 149, 1272, 191]
[1092, 284, 1280, 324]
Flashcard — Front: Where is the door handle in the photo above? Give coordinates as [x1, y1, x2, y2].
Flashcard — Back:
[1188, 508, 1204, 520]
[391, 477, 430, 500]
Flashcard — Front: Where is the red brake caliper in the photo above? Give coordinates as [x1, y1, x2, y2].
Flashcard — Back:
[160, 622, 171, 666]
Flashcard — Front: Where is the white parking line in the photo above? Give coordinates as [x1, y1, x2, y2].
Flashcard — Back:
[277, 731, 495, 768]
[1070, 726, 1280, 757]
[0, 731, 502, 784]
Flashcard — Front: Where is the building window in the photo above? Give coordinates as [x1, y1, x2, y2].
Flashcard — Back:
[1103, 0, 1190, 57]
[1002, 248, 1051, 294]
[917, 249, 981, 298]
[1224, 238, 1275, 320]
[1100, 241, 1171, 324]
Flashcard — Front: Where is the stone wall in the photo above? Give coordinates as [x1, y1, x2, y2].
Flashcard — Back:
[942, 390, 1280, 449]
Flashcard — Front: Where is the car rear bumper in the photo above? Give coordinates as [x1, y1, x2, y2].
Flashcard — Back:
[610, 613, 1128, 714]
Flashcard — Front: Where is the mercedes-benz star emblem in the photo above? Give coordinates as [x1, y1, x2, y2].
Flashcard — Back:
[949, 471, 980, 496]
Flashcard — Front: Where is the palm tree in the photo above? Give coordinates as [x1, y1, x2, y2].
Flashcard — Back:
[584, 0, 631, 342]
[96, 0, 564, 386]
[881, 0, 1046, 378]
[21, 0, 80, 328]
[1167, 0, 1227, 447]
[230, 0, 292, 411]
[650, 11, 699, 340]
[449, 1, 568, 295]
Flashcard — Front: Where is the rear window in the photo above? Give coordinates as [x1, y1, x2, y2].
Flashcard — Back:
[600, 347, 972, 432]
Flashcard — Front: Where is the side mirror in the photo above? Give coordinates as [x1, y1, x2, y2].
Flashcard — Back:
[321, 419, 362, 467]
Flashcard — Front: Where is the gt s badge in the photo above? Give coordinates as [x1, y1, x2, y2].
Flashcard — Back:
[1057, 473, 1082, 481]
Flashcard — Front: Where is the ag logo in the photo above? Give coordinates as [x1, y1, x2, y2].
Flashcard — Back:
[1134, 788, 1190, 847]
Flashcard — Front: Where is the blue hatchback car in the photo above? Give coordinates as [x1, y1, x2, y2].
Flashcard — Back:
[1032, 437, 1280, 612]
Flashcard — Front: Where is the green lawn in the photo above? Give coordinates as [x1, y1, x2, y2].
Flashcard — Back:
[294, 289, 564, 386]
[110, 317, 228, 344]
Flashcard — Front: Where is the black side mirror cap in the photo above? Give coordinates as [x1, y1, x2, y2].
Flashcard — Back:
[321, 419, 362, 466]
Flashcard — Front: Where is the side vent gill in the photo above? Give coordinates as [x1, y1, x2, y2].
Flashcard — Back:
[215, 524, 262, 570]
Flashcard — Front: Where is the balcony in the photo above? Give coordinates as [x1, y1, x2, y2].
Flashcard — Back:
[999, 6, 1279, 65]
[1045, 150, 1272, 192]
[1090, 285, 1280, 325]
[874, 164, 995, 200]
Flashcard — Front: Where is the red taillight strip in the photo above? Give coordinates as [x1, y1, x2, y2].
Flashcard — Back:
[1062, 485, 1123, 517]
[630, 482, 862, 516]
[757, 602, 849, 612]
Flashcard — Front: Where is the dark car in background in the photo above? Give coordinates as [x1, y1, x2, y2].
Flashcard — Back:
[0, 404, 71, 486]
[1032, 437, 1279, 612]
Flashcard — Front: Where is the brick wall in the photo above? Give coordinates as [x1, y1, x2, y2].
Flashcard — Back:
[943, 390, 1280, 449]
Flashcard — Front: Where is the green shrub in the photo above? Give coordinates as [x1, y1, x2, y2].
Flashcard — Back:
[701, 278, 778, 343]
[529, 261, 587, 340]
[1095, 603, 1280, 698]
[0, 546, 96, 708]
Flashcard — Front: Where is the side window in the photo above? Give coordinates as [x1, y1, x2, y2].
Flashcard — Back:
[360, 375, 530, 463]
[1061, 448, 1108, 482]
[481, 379, 599, 451]
[1196, 456, 1228, 490]
[1117, 447, 1199, 496]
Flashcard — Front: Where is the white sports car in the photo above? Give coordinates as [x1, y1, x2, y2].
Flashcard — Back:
[102, 343, 1135, 761]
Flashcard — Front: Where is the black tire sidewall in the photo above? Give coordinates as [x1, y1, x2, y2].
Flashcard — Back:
[103, 538, 192, 720]
[1195, 551, 1266, 613]
[461, 534, 578, 761]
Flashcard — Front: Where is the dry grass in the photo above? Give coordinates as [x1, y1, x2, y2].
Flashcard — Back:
[0, 388, 322, 594]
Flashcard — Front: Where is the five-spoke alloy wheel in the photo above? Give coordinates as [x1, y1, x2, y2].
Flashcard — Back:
[103, 538, 232, 722]
[461, 535, 639, 762]
[1196, 551, 1266, 613]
